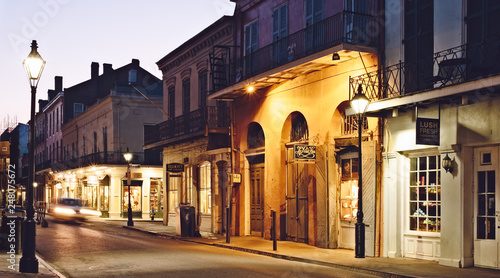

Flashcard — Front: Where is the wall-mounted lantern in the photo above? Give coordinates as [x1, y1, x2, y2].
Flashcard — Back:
[442, 153, 453, 173]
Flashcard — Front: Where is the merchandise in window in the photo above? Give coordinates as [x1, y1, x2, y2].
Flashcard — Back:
[409, 155, 441, 232]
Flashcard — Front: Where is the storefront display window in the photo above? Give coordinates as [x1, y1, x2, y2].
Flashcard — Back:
[409, 155, 441, 232]
[150, 178, 163, 215]
[168, 177, 179, 212]
[340, 158, 359, 221]
[123, 183, 142, 211]
[199, 162, 211, 214]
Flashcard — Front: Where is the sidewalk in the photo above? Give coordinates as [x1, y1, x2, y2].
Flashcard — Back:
[116, 219, 500, 278]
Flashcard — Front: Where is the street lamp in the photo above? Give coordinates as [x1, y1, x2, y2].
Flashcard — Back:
[123, 150, 133, 226]
[20, 40, 45, 273]
[350, 85, 370, 259]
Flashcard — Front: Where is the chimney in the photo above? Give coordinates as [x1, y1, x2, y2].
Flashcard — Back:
[38, 100, 48, 112]
[131, 59, 139, 68]
[48, 89, 56, 101]
[103, 63, 113, 74]
[55, 76, 63, 93]
[91, 62, 99, 78]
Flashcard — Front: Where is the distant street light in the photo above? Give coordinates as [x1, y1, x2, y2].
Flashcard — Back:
[20, 40, 45, 274]
[350, 85, 370, 259]
[124, 150, 134, 226]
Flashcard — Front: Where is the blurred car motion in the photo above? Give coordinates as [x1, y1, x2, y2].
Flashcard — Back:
[49, 198, 101, 221]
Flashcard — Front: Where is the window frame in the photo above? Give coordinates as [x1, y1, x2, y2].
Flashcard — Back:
[408, 154, 442, 234]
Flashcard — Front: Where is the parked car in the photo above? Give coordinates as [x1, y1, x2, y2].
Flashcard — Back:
[49, 198, 101, 221]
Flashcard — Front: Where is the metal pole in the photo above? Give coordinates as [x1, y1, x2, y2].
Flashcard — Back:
[127, 163, 133, 226]
[355, 116, 365, 258]
[272, 210, 277, 251]
[226, 207, 230, 243]
[19, 85, 39, 273]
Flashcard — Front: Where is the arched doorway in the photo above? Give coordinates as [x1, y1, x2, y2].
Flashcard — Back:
[282, 112, 315, 243]
[247, 122, 265, 236]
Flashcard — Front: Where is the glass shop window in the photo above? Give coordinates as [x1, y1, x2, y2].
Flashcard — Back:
[340, 157, 359, 222]
[409, 155, 441, 232]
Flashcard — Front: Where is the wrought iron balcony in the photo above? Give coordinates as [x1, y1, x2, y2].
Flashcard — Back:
[211, 10, 379, 93]
[144, 106, 230, 147]
[58, 151, 161, 171]
[349, 36, 500, 102]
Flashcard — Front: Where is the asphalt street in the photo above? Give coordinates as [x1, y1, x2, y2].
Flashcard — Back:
[35, 217, 378, 278]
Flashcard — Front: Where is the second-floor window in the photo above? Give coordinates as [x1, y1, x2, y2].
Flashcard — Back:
[245, 20, 259, 75]
[74, 103, 84, 119]
[182, 78, 190, 114]
[273, 2, 288, 64]
[198, 70, 208, 108]
[305, 0, 324, 51]
[168, 86, 175, 119]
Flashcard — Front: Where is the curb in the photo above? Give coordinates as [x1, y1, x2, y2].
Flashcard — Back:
[123, 226, 414, 278]
[36, 253, 66, 278]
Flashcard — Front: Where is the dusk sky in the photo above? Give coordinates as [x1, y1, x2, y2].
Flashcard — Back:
[0, 0, 235, 129]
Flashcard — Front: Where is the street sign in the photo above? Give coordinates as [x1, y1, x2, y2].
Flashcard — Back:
[293, 144, 316, 160]
[166, 163, 184, 173]
[416, 117, 440, 146]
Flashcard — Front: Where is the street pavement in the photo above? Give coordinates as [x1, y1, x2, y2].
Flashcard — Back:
[1, 217, 500, 277]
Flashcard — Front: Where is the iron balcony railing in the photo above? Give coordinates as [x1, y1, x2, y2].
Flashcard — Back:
[350, 36, 500, 102]
[211, 11, 379, 93]
[59, 151, 161, 171]
[144, 106, 230, 146]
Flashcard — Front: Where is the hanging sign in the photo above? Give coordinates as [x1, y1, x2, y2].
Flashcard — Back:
[166, 163, 184, 173]
[293, 144, 316, 160]
[416, 118, 440, 146]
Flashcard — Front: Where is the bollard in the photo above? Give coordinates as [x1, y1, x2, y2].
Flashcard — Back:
[272, 210, 277, 251]
[226, 207, 230, 244]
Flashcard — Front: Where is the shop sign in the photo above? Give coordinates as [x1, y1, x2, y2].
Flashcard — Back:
[293, 144, 316, 160]
[416, 117, 440, 146]
[166, 163, 184, 173]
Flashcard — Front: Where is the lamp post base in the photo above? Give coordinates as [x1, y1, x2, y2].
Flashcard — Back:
[355, 222, 365, 258]
[127, 208, 134, 227]
[19, 219, 39, 273]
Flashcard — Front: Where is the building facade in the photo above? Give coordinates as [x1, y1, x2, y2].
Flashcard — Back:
[34, 59, 164, 219]
[348, 0, 500, 269]
[208, 0, 383, 253]
[145, 16, 234, 234]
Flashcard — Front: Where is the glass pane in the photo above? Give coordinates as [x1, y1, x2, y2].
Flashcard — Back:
[419, 172, 426, 185]
[428, 186, 437, 200]
[427, 203, 437, 216]
[487, 171, 495, 193]
[428, 156, 437, 169]
[487, 217, 495, 239]
[419, 157, 427, 170]
[410, 202, 418, 215]
[351, 158, 359, 178]
[410, 217, 417, 231]
[410, 157, 417, 171]
[482, 152, 492, 165]
[427, 217, 437, 232]
[438, 170, 441, 185]
[477, 217, 486, 239]
[436, 218, 440, 232]
[418, 218, 426, 231]
[478, 194, 486, 216]
[487, 194, 495, 216]
[419, 202, 427, 216]
[410, 172, 417, 186]
[478, 171, 486, 193]
[410, 187, 417, 200]
[429, 171, 436, 185]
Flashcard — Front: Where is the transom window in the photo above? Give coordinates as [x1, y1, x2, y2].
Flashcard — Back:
[409, 155, 441, 232]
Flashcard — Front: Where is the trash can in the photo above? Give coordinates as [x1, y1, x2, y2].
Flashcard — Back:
[175, 203, 195, 237]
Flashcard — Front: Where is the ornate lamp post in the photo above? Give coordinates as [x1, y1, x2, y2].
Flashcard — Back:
[123, 150, 133, 226]
[350, 85, 370, 259]
[20, 40, 45, 273]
